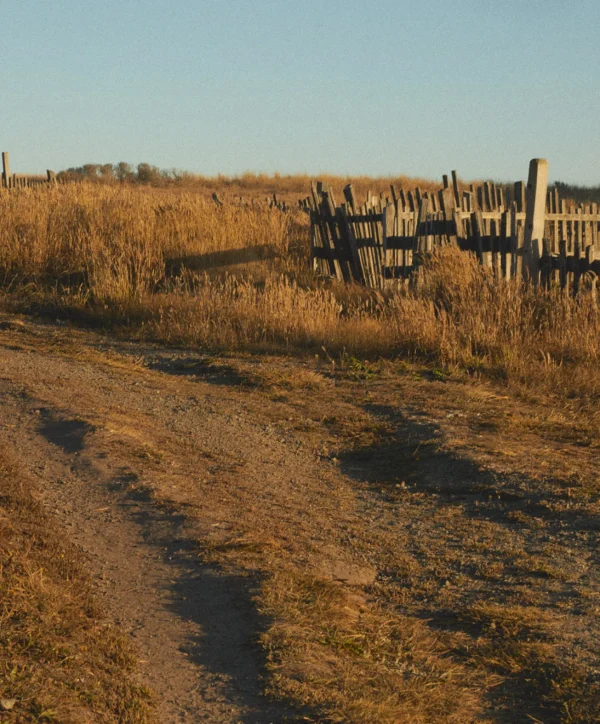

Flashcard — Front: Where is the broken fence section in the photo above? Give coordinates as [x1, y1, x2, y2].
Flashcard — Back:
[305, 159, 600, 292]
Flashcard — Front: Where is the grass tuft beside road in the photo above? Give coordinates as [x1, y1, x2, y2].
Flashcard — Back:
[258, 568, 489, 724]
[0, 444, 154, 723]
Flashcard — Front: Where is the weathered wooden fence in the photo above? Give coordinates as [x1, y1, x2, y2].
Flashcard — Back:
[305, 159, 600, 290]
[1, 152, 56, 189]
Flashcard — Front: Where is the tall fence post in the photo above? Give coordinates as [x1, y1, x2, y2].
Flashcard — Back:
[523, 158, 548, 283]
[2, 152, 10, 189]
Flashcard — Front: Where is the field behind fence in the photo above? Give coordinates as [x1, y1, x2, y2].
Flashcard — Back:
[306, 159, 600, 291]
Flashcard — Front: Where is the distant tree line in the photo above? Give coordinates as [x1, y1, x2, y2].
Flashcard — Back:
[552, 181, 600, 205]
[57, 162, 190, 186]
[55, 163, 321, 195]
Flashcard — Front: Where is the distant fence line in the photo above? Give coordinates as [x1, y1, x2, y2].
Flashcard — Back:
[305, 159, 600, 291]
[1, 152, 56, 190]
[1, 152, 291, 209]
[211, 190, 291, 212]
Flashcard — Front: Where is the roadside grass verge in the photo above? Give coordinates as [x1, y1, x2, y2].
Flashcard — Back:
[0, 444, 154, 723]
[257, 568, 489, 724]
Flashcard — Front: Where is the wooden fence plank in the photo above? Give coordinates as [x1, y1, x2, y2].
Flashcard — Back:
[451, 170, 460, 207]
[514, 181, 525, 212]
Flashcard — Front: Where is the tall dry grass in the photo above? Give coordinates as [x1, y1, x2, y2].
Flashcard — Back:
[0, 184, 298, 297]
[0, 182, 599, 414]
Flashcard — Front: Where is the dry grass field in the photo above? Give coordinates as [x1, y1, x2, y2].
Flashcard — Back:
[56, 167, 446, 203]
[0, 179, 599, 723]
[1, 181, 599, 405]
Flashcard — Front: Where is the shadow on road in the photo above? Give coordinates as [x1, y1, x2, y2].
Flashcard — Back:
[144, 355, 254, 388]
[37, 410, 95, 453]
[112, 478, 308, 724]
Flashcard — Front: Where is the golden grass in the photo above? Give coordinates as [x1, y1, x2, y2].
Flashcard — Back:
[0, 443, 153, 723]
[258, 568, 490, 724]
[458, 602, 600, 722]
[1, 182, 599, 423]
[1, 185, 599, 395]
[0, 184, 298, 296]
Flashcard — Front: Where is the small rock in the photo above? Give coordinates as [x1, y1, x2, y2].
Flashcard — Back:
[319, 559, 377, 587]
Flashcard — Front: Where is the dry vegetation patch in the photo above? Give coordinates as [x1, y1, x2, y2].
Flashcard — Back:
[192, 350, 600, 722]
[0, 443, 153, 722]
[1, 180, 600, 722]
[258, 568, 490, 724]
[1, 183, 599, 425]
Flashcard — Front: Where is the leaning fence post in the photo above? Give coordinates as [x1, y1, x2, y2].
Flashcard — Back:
[523, 158, 548, 283]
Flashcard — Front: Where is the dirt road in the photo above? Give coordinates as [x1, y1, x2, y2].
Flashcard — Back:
[1, 317, 599, 723]
[0, 319, 379, 722]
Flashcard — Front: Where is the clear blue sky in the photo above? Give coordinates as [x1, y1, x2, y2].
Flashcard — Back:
[3, 0, 599, 183]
